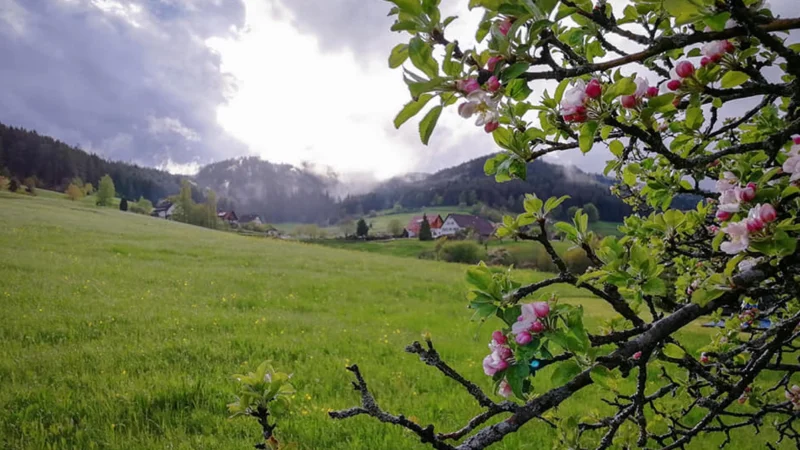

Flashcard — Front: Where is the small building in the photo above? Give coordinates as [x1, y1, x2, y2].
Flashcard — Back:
[405, 214, 444, 238]
[217, 210, 239, 226]
[239, 214, 263, 226]
[151, 201, 176, 219]
[440, 214, 495, 237]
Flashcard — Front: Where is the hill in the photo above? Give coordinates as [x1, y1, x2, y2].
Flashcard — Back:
[0, 191, 757, 450]
[339, 155, 631, 222]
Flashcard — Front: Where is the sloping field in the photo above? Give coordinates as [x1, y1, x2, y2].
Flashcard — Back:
[0, 192, 776, 449]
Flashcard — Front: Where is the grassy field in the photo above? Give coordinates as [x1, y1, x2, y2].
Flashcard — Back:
[0, 191, 787, 449]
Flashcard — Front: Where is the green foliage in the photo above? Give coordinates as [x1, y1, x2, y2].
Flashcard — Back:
[387, 219, 404, 236]
[65, 183, 84, 201]
[129, 196, 153, 215]
[356, 218, 369, 238]
[96, 174, 115, 207]
[582, 203, 599, 223]
[439, 241, 483, 264]
[418, 214, 433, 241]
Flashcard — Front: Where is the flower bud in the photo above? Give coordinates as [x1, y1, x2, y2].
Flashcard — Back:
[646, 86, 659, 98]
[700, 56, 711, 67]
[457, 79, 480, 94]
[497, 346, 512, 360]
[746, 217, 764, 233]
[759, 203, 777, 223]
[676, 61, 695, 78]
[484, 121, 500, 133]
[632, 351, 643, 360]
[487, 56, 503, 72]
[532, 302, 550, 318]
[738, 184, 756, 202]
[716, 210, 732, 221]
[492, 330, 507, 345]
[495, 359, 509, 371]
[722, 40, 735, 53]
[486, 76, 501, 93]
[585, 79, 602, 99]
[530, 320, 544, 333]
[667, 79, 682, 91]
[498, 18, 513, 36]
[515, 331, 533, 345]
[700, 353, 710, 364]
[793, 136, 800, 145]
[621, 95, 637, 109]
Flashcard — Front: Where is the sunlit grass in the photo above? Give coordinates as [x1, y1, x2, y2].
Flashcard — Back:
[0, 191, 786, 449]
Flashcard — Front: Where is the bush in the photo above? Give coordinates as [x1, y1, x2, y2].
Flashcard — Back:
[8, 177, 20, 193]
[23, 177, 37, 195]
[487, 247, 513, 266]
[387, 219, 404, 236]
[119, 198, 129, 211]
[0, 176, 8, 191]
[129, 197, 153, 215]
[439, 241, 483, 264]
[65, 183, 84, 201]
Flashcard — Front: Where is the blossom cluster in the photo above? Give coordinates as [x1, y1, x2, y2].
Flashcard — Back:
[785, 385, 800, 410]
[457, 76, 502, 133]
[481, 301, 550, 398]
[714, 171, 778, 254]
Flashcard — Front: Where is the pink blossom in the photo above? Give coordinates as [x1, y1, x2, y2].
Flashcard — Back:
[700, 353, 710, 364]
[458, 102, 478, 119]
[757, 203, 777, 223]
[560, 80, 588, 119]
[785, 385, 800, 409]
[634, 77, 650, 98]
[585, 79, 602, 99]
[716, 210, 732, 221]
[482, 350, 510, 376]
[457, 79, 481, 94]
[621, 95, 637, 109]
[736, 184, 756, 202]
[515, 331, 533, 345]
[492, 331, 507, 346]
[484, 121, 500, 133]
[532, 302, 550, 318]
[701, 56, 712, 67]
[783, 154, 800, 182]
[793, 136, 800, 145]
[646, 86, 659, 98]
[715, 172, 738, 193]
[498, 379, 513, 398]
[459, 90, 500, 129]
[530, 320, 544, 333]
[720, 221, 750, 255]
[486, 76, 501, 93]
[487, 56, 503, 72]
[675, 61, 695, 78]
[498, 18, 513, 36]
[667, 79, 682, 91]
[512, 303, 544, 335]
[718, 188, 741, 213]
[632, 351, 642, 360]
[746, 217, 764, 233]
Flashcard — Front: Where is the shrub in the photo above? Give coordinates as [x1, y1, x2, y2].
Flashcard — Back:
[356, 218, 369, 238]
[8, 177, 19, 193]
[23, 177, 37, 195]
[387, 219, 404, 236]
[119, 198, 129, 211]
[65, 183, 84, 201]
[0, 176, 8, 191]
[96, 174, 115, 206]
[129, 197, 153, 215]
[439, 241, 483, 264]
[582, 203, 600, 223]
[487, 247, 513, 266]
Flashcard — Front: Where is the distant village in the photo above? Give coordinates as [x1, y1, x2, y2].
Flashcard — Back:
[149, 200, 496, 240]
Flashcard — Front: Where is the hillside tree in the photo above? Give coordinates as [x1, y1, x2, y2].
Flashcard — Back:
[175, 179, 194, 223]
[8, 177, 19, 193]
[330, 1, 800, 450]
[418, 214, 433, 241]
[582, 203, 600, 223]
[388, 218, 404, 236]
[65, 183, 84, 201]
[205, 189, 218, 229]
[97, 174, 115, 206]
[356, 218, 369, 238]
[119, 198, 128, 211]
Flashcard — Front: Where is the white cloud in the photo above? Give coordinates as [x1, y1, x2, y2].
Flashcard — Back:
[156, 159, 201, 175]
[147, 116, 201, 142]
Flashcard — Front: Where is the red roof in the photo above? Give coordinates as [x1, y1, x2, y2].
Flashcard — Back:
[406, 214, 443, 234]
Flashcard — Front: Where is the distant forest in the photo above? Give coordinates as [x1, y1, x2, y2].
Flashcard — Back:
[1, 122, 644, 224]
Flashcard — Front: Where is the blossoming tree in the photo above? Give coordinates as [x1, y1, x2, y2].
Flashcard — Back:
[330, 0, 800, 448]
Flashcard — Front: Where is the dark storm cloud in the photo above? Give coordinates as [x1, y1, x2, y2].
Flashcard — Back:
[0, 0, 248, 167]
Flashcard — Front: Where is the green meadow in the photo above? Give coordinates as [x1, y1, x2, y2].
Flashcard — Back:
[0, 191, 789, 449]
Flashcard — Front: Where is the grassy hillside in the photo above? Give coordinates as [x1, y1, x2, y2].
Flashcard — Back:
[0, 191, 775, 449]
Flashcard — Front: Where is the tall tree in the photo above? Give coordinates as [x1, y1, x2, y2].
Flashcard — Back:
[356, 218, 369, 238]
[175, 179, 194, 223]
[119, 198, 128, 211]
[582, 203, 600, 223]
[418, 214, 432, 241]
[205, 189, 218, 229]
[97, 174, 115, 206]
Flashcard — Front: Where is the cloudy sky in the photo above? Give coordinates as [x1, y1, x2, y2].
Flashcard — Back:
[0, 0, 796, 179]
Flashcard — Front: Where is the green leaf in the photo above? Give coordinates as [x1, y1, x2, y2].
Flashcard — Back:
[579, 121, 599, 153]
[685, 106, 704, 130]
[442, 43, 461, 77]
[609, 140, 624, 157]
[662, 343, 685, 359]
[506, 363, 530, 400]
[524, 194, 544, 214]
[590, 366, 619, 392]
[418, 105, 442, 145]
[705, 12, 731, 31]
[387, 0, 422, 15]
[409, 36, 439, 79]
[389, 44, 409, 68]
[600, 125, 614, 140]
[506, 79, 532, 101]
[642, 277, 667, 296]
[466, 264, 494, 292]
[720, 71, 750, 88]
[551, 360, 582, 386]
[501, 63, 530, 82]
[603, 78, 636, 102]
[544, 195, 570, 215]
[470, 302, 498, 321]
[394, 94, 434, 129]
[648, 93, 676, 111]
[554, 79, 569, 103]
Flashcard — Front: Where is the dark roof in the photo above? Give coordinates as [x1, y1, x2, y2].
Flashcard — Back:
[446, 214, 495, 236]
[240, 214, 262, 223]
[152, 201, 173, 213]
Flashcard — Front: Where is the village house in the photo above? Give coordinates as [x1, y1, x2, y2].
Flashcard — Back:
[440, 213, 495, 237]
[239, 214, 263, 226]
[405, 214, 444, 238]
[151, 201, 176, 219]
[217, 210, 239, 226]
